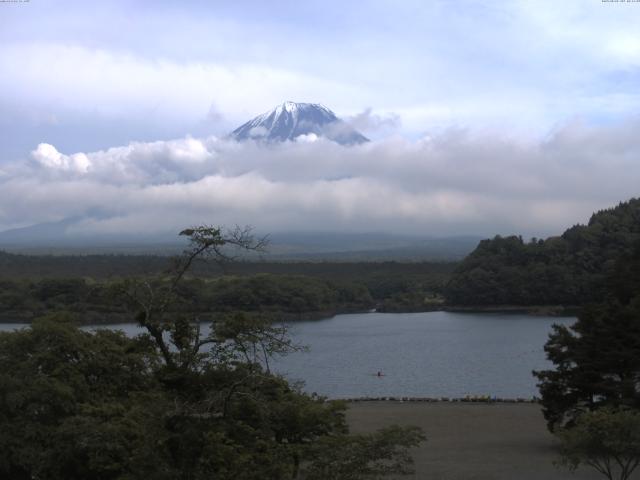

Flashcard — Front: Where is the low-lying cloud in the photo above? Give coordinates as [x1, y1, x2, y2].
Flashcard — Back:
[2, 118, 639, 238]
[346, 108, 401, 133]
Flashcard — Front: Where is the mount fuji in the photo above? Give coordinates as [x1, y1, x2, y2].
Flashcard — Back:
[230, 101, 369, 145]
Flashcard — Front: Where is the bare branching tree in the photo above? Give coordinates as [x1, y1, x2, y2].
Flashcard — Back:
[116, 225, 293, 372]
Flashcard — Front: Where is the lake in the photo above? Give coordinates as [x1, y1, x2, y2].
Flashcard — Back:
[0, 311, 574, 399]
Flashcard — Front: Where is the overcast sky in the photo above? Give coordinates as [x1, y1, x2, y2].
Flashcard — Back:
[1, 0, 639, 238]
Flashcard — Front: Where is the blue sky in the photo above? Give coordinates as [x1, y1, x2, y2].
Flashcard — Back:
[0, 0, 639, 237]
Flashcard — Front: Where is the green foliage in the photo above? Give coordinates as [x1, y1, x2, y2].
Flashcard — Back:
[1, 236, 455, 318]
[302, 425, 426, 480]
[556, 408, 640, 480]
[0, 265, 455, 322]
[0, 313, 163, 479]
[534, 243, 640, 431]
[0, 226, 426, 478]
[446, 198, 640, 306]
[197, 274, 374, 314]
[0, 312, 424, 479]
[0, 250, 456, 283]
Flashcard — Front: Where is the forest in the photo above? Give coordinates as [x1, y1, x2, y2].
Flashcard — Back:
[0, 255, 453, 323]
[2, 204, 640, 478]
[2, 199, 640, 323]
[0, 227, 426, 479]
[445, 198, 640, 307]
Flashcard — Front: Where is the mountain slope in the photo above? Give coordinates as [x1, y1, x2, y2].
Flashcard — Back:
[230, 101, 368, 145]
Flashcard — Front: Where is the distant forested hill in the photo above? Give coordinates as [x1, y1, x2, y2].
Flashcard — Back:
[445, 198, 640, 306]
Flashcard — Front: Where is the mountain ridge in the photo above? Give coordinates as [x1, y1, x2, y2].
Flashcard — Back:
[230, 101, 368, 145]
[0, 218, 479, 260]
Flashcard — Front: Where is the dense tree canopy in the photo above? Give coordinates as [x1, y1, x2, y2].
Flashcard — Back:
[0, 274, 375, 324]
[556, 408, 640, 480]
[446, 198, 640, 306]
[534, 243, 640, 431]
[0, 226, 425, 479]
[0, 261, 453, 323]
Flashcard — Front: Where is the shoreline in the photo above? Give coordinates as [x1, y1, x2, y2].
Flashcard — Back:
[340, 396, 539, 403]
[0, 304, 579, 324]
[440, 304, 580, 316]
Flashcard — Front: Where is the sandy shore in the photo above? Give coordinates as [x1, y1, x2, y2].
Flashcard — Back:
[346, 402, 606, 480]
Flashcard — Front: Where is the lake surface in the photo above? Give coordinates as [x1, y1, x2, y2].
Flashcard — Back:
[0, 312, 574, 399]
[273, 312, 574, 399]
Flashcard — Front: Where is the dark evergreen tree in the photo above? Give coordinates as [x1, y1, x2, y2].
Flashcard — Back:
[534, 243, 640, 431]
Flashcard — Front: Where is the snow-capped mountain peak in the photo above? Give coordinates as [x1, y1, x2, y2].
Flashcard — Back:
[230, 102, 368, 145]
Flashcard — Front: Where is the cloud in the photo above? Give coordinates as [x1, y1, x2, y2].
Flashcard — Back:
[32, 143, 91, 173]
[0, 118, 638, 238]
[346, 108, 401, 133]
[295, 133, 319, 143]
[248, 126, 268, 138]
[205, 102, 224, 124]
[0, 43, 365, 132]
[4, 1, 640, 155]
[29, 137, 215, 184]
[3, 1, 640, 177]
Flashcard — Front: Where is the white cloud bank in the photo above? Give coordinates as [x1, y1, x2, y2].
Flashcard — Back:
[1, 118, 639, 238]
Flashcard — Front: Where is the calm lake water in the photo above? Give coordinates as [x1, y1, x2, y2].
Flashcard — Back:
[0, 311, 574, 399]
